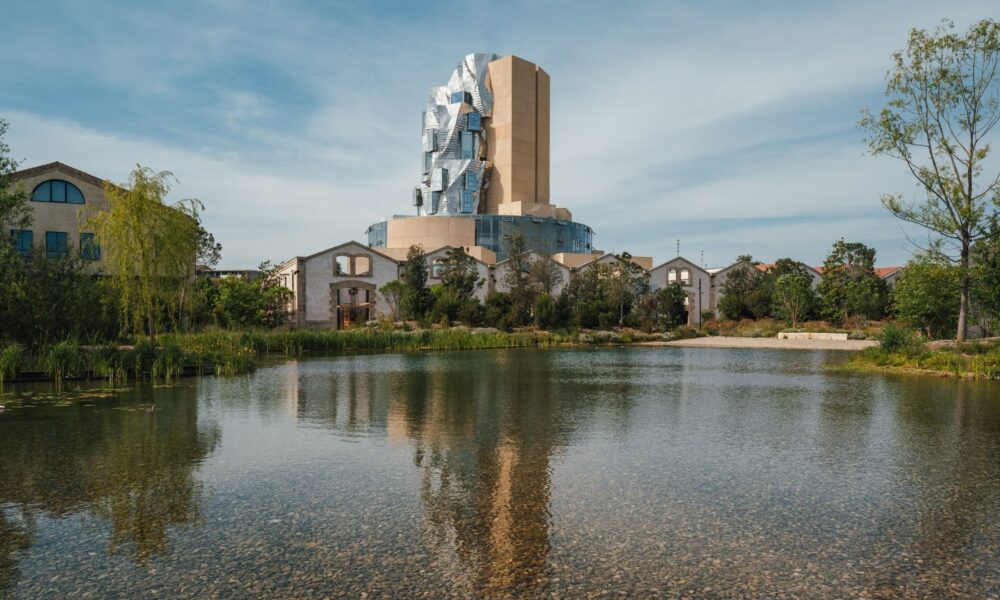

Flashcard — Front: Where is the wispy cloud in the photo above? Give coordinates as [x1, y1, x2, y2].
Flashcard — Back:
[1, 0, 995, 267]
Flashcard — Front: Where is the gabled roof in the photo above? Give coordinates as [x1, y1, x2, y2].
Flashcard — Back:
[876, 266, 902, 278]
[650, 255, 709, 275]
[10, 161, 106, 188]
[755, 261, 824, 278]
[302, 240, 400, 263]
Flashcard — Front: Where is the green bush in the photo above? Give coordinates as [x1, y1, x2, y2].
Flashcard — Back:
[879, 323, 925, 355]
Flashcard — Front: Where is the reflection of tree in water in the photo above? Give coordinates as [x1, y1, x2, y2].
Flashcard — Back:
[387, 351, 631, 596]
[0, 385, 219, 590]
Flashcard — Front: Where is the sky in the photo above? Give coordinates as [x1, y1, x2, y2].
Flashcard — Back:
[1, 0, 996, 268]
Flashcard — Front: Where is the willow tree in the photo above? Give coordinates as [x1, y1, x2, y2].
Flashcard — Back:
[861, 19, 1000, 340]
[88, 166, 202, 341]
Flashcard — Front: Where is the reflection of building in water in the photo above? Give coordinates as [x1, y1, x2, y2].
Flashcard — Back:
[387, 355, 559, 595]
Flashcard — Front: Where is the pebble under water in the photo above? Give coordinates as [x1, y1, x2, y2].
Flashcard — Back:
[1, 347, 999, 598]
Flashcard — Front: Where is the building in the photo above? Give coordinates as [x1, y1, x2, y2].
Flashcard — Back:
[365, 53, 595, 262]
[8, 162, 107, 265]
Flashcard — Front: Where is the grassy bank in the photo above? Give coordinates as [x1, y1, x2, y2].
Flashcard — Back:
[702, 318, 883, 340]
[0, 327, 588, 385]
[843, 329, 1000, 380]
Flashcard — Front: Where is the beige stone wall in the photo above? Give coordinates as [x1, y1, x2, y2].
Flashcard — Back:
[10, 164, 109, 270]
[297, 242, 400, 327]
[386, 216, 475, 251]
[485, 56, 552, 214]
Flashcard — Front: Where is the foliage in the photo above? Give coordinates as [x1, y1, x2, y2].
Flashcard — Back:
[563, 262, 619, 328]
[400, 245, 433, 320]
[528, 255, 565, 296]
[502, 234, 533, 326]
[878, 323, 926, 355]
[607, 253, 650, 326]
[860, 19, 1000, 340]
[718, 257, 765, 320]
[533, 293, 557, 329]
[379, 280, 405, 321]
[892, 255, 962, 338]
[196, 226, 223, 268]
[637, 283, 688, 330]
[0, 119, 31, 232]
[971, 235, 1000, 330]
[0, 245, 120, 346]
[87, 166, 202, 340]
[773, 272, 815, 327]
[213, 262, 291, 329]
[816, 239, 888, 324]
[438, 246, 483, 302]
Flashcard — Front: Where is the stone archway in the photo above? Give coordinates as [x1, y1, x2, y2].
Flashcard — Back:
[330, 280, 378, 329]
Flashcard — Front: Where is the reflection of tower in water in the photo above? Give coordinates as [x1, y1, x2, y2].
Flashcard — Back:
[388, 353, 560, 595]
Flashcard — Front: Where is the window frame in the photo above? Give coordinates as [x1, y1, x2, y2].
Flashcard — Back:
[45, 231, 68, 258]
[32, 179, 85, 204]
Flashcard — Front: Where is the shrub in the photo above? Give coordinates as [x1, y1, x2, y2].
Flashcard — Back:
[879, 323, 925, 355]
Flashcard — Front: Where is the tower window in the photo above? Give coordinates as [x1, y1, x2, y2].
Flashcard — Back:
[460, 131, 474, 159]
[461, 191, 474, 213]
[465, 170, 478, 190]
[467, 112, 482, 131]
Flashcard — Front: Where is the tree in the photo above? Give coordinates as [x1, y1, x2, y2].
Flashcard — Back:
[197, 226, 223, 268]
[257, 260, 293, 328]
[773, 272, 814, 327]
[87, 166, 203, 341]
[438, 246, 482, 302]
[608, 253, 649, 326]
[502, 234, 533, 326]
[528, 255, 564, 296]
[860, 19, 1000, 340]
[971, 235, 1000, 330]
[563, 262, 616, 328]
[215, 276, 261, 328]
[892, 254, 962, 338]
[379, 280, 405, 321]
[816, 240, 888, 324]
[718, 256, 763, 320]
[639, 283, 687, 330]
[0, 119, 30, 232]
[399, 245, 432, 320]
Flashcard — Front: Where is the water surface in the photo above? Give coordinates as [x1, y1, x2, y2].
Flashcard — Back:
[1, 347, 999, 598]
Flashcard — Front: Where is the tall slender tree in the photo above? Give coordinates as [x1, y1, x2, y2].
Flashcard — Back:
[861, 19, 1000, 340]
[87, 166, 202, 341]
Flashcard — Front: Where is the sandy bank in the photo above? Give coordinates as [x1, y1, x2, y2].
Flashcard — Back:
[643, 336, 878, 351]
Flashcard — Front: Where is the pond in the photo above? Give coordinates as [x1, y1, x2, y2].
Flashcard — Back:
[1, 347, 999, 598]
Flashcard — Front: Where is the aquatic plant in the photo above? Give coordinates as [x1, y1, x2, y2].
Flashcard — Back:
[0, 343, 25, 386]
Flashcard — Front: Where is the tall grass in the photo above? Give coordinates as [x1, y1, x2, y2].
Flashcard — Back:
[0, 344, 25, 386]
[847, 336, 1000, 380]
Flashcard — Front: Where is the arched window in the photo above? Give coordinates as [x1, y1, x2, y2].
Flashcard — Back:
[32, 180, 85, 204]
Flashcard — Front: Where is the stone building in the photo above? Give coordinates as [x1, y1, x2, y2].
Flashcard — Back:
[8, 162, 108, 267]
[649, 257, 713, 325]
[276, 241, 401, 328]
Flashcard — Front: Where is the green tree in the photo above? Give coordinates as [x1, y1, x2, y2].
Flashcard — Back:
[379, 280, 405, 321]
[608, 253, 650, 326]
[773, 272, 814, 327]
[860, 19, 1000, 340]
[438, 246, 482, 302]
[502, 234, 533, 326]
[214, 276, 260, 328]
[971, 235, 1000, 331]
[816, 240, 888, 324]
[87, 167, 202, 341]
[257, 261, 292, 328]
[718, 256, 763, 320]
[640, 283, 688, 330]
[0, 119, 30, 232]
[196, 226, 222, 268]
[892, 254, 962, 338]
[400, 245, 432, 320]
[563, 262, 617, 328]
[528, 255, 564, 296]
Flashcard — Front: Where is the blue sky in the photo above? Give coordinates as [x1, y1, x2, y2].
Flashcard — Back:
[2, 0, 995, 268]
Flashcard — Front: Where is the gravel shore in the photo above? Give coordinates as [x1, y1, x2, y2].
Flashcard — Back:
[645, 336, 878, 351]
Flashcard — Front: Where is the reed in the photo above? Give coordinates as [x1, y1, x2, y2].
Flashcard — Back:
[0, 343, 25, 386]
